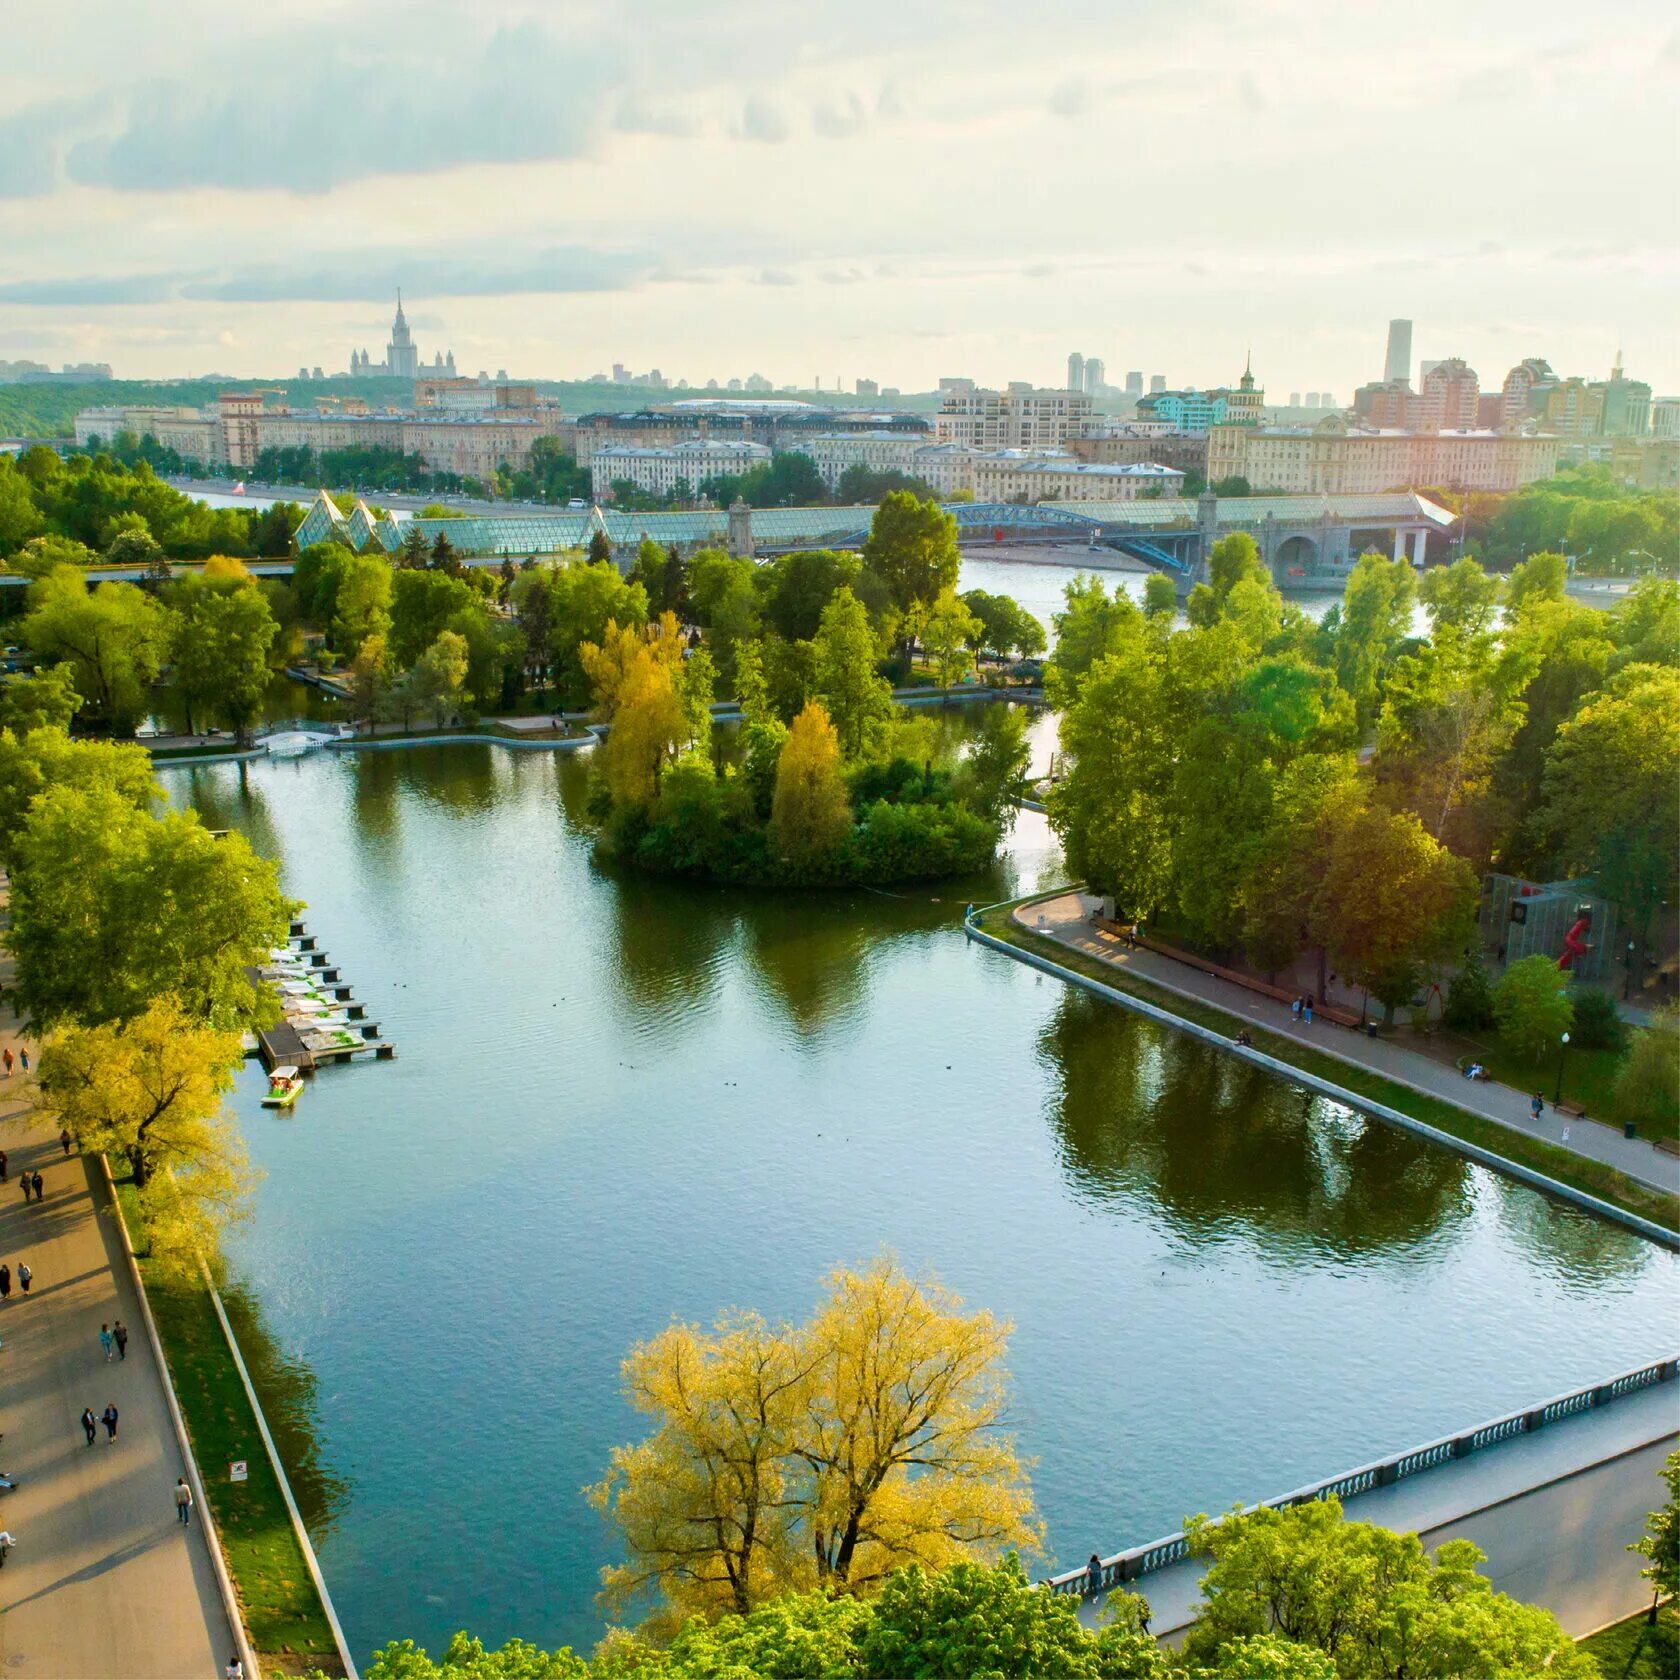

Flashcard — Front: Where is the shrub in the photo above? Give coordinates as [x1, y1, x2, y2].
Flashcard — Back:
[1493, 955, 1574, 1064]
[1442, 952, 1497, 1031]
[1568, 986, 1628, 1053]
[1613, 1005, 1680, 1136]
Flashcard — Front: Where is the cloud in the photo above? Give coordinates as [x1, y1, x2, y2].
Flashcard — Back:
[0, 106, 63, 198]
[0, 273, 184, 306]
[755, 268, 798, 286]
[822, 268, 869, 285]
[735, 96, 789, 143]
[66, 21, 622, 194]
[1048, 79, 1093, 117]
[613, 96, 701, 138]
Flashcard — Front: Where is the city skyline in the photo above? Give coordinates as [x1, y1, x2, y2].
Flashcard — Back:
[2, 0, 1676, 393]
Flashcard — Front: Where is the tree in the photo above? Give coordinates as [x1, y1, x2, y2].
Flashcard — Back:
[771, 703, 852, 868]
[391, 567, 476, 668]
[765, 549, 858, 642]
[333, 551, 395, 653]
[8, 786, 294, 1031]
[1537, 664, 1680, 977]
[105, 526, 166, 575]
[0, 662, 80, 735]
[601, 648, 686, 812]
[956, 703, 1030, 829]
[862, 493, 961, 630]
[0, 727, 155, 866]
[1503, 550, 1568, 619]
[580, 614, 686, 720]
[1631, 1448, 1680, 1620]
[21, 567, 170, 733]
[1334, 554, 1417, 725]
[167, 573, 279, 738]
[922, 590, 979, 692]
[35, 998, 254, 1268]
[1441, 952, 1497, 1031]
[410, 629, 470, 726]
[1206, 532, 1269, 606]
[812, 588, 893, 760]
[591, 1258, 1039, 1630]
[1314, 804, 1476, 1024]
[365, 1634, 586, 1680]
[1612, 1005, 1680, 1134]
[550, 562, 650, 709]
[960, 590, 1046, 661]
[1143, 573, 1178, 619]
[349, 634, 393, 730]
[1046, 576, 1144, 707]
[588, 527, 614, 567]
[676, 644, 717, 751]
[1418, 558, 1500, 638]
[1492, 954, 1574, 1065]
[1180, 1497, 1593, 1680]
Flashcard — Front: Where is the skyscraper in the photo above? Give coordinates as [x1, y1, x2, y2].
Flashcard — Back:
[1084, 357, 1106, 395]
[1384, 319, 1413, 385]
[1125, 371, 1143, 396]
[386, 292, 418, 380]
[1149, 374, 1166, 393]
[1067, 352, 1085, 393]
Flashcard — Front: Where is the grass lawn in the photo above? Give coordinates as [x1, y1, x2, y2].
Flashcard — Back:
[975, 904, 1680, 1238]
[112, 1175, 343, 1676]
[1463, 1033, 1630, 1123]
[1579, 1605, 1677, 1678]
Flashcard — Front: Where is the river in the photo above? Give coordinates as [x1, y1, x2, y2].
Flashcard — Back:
[155, 730, 1677, 1665]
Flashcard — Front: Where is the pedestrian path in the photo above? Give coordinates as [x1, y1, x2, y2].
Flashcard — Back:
[0, 962, 238, 1675]
[1019, 893, 1680, 1197]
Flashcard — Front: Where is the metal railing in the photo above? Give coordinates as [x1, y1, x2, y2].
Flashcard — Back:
[1046, 1354, 1679, 1597]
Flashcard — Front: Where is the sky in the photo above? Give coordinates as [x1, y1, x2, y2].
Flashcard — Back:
[3, 0, 1677, 396]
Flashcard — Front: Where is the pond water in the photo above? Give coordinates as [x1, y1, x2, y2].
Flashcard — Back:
[158, 734, 1676, 1665]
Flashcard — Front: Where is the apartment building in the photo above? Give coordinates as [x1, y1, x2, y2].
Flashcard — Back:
[934, 384, 1095, 451]
[590, 439, 771, 497]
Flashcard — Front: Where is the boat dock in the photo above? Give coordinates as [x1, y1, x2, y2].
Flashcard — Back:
[250, 917, 396, 1073]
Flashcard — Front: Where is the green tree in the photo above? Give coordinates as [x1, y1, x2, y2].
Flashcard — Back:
[1180, 1498, 1593, 1680]
[862, 493, 961, 632]
[588, 527, 614, 567]
[1631, 1447, 1680, 1617]
[0, 459, 46, 555]
[0, 662, 80, 735]
[956, 703, 1030, 829]
[364, 1633, 586, 1680]
[1334, 553, 1417, 725]
[349, 634, 394, 730]
[391, 567, 477, 668]
[764, 549, 858, 642]
[1206, 532, 1269, 605]
[812, 588, 893, 760]
[21, 567, 170, 732]
[549, 562, 650, 709]
[9, 785, 295, 1031]
[1441, 952, 1497, 1032]
[922, 590, 980, 691]
[1504, 550, 1568, 618]
[411, 629, 470, 726]
[1612, 1005, 1680, 1135]
[1143, 573, 1178, 619]
[333, 551, 395, 653]
[1046, 576, 1144, 707]
[676, 643, 717, 750]
[1418, 558, 1500, 638]
[167, 574, 279, 738]
[0, 727, 155, 866]
[1492, 954, 1574, 1065]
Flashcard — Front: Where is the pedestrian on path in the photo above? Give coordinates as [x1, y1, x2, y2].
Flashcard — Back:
[0, 1531, 13, 1570]
[0, 1264, 10, 1301]
[100, 1324, 114, 1361]
[1531, 1092, 1544, 1121]
[0, 1147, 8, 1182]
[114, 1321, 128, 1360]
[226, 1656, 245, 1680]
[29, 1170, 41, 1202]
[175, 1478, 193, 1525]
[17, 1174, 28, 1205]
[16, 1261, 30, 1295]
[19, 1049, 27, 1073]
[1303, 999, 1313, 1026]
[60, 1128, 72, 1157]
[1085, 1552, 1103, 1598]
[80, 1407, 97, 1446]
[1291, 997, 1301, 1021]
[2, 1048, 12, 1076]
[101, 1403, 118, 1442]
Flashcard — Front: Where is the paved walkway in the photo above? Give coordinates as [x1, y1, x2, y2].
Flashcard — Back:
[1021, 893, 1680, 1196]
[0, 959, 237, 1675]
[1077, 1379, 1680, 1638]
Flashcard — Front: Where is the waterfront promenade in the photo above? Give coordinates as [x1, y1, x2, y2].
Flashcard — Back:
[1021, 891, 1680, 1196]
[1075, 1378, 1680, 1638]
[0, 961, 237, 1675]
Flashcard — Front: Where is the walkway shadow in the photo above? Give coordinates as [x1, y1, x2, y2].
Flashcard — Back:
[1, 1529, 170, 1611]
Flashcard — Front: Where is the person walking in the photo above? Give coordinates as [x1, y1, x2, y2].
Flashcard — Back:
[0, 1264, 10, 1302]
[16, 1262, 30, 1296]
[1291, 996, 1302, 1021]
[1085, 1552, 1104, 1598]
[17, 1174, 29, 1205]
[1530, 1092, 1544, 1122]
[1303, 999, 1313, 1026]
[100, 1324, 114, 1361]
[2, 1048, 12, 1077]
[175, 1478, 194, 1526]
[113, 1321, 129, 1361]
[59, 1129, 72, 1158]
[0, 1147, 8, 1183]
[80, 1407, 97, 1446]
[19, 1050, 27, 1073]
[101, 1403, 119, 1443]
[29, 1171, 41, 1202]
[0, 1531, 14, 1570]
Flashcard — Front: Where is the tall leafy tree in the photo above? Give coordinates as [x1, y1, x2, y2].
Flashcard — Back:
[1333, 553, 1417, 726]
[812, 587, 893, 759]
[1418, 557, 1501, 638]
[1492, 955, 1574, 1066]
[922, 590, 980, 691]
[167, 572, 280, 738]
[21, 567, 170, 733]
[862, 493, 960, 631]
[770, 702, 852, 867]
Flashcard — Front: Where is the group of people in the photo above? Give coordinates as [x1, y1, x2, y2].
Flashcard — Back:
[0, 1260, 32, 1299]
[1, 1043, 29, 1076]
[1289, 995, 1316, 1025]
[79, 1404, 120, 1445]
[99, 1321, 129, 1361]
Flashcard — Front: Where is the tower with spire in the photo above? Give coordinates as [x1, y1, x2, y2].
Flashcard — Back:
[1224, 350, 1264, 425]
[386, 290, 418, 380]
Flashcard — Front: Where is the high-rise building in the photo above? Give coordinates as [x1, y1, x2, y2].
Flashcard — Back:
[1149, 374, 1166, 393]
[1084, 357, 1106, 395]
[1500, 358, 1554, 429]
[1598, 350, 1652, 437]
[856, 377, 879, 398]
[933, 385, 1095, 451]
[1384, 319, 1413, 385]
[1125, 371, 1143, 396]
[1067, 352, 1085, 393]
[1417, 358, 1480, 431]
[349, 292, 442, 379]
[1289, 392, 1302, 408]
[1306, 393, 1321, 409]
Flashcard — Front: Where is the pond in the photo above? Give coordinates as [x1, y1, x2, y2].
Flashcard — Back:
[159, 734, 1676, 1664]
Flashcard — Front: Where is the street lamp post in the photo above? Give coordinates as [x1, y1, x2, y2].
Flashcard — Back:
[1554, 1030, 1571, 1105]
[1625, 939, 1636, 1001]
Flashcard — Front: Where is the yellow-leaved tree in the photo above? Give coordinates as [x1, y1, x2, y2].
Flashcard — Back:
[603, 646, 687, 812]
[35, 996, 257, 1274]
[588, 1257, 1041, 1631]
[769, 701, 851, 868]
[581, 612, 685, 720]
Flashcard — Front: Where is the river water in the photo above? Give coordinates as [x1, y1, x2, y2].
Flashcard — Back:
[155, 731, 1677, 1665]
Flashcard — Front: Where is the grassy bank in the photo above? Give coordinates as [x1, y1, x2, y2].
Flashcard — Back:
[112, 1175, 344, 1676]
[975, 903, 1680, 1238]
[1579, 1606, 1677, 1677]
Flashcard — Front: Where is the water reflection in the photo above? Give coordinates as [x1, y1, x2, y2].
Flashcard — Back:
[1487, 1178, 1654, 1288]
[219, 1281, 350, 1542]
[737, 892, 880, 1038]
[1040, 991, 1475, 1255]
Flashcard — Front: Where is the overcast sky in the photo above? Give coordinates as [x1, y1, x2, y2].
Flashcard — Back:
[3, 0, 1676, 395]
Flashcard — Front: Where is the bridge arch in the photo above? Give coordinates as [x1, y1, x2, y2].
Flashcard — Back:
[1273, 532, 1319, 583]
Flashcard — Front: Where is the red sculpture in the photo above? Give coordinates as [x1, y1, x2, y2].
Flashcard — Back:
[1559, 910, 1592, 972]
